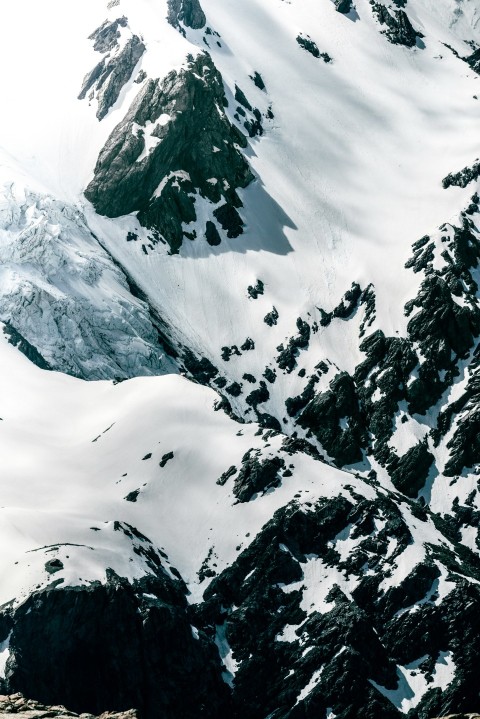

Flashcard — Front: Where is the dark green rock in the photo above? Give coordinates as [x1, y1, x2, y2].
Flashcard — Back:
[85, 53, 253, 253]
[298, 372, 366, 466]
[79, 35, 146, 121]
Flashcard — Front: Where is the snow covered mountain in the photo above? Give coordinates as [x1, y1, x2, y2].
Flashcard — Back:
[1, 0, 480, 717]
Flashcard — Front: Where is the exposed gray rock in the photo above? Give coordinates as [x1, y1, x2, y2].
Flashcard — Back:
[197, 479, 480, 719]
[334, 0, 353, 13]
[296, 35, 332, 62]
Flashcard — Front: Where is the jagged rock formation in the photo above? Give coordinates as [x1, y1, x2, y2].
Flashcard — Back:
[85, 52, 253, 253]
[2, 0, 480, 718]
[0, 694, 137, 719]
[0, 184, 175, 379]
[335, 0, 353, 13]
[371, 3, 422, 46]
[199, 489, 480, 719]
[167, 0, 206, 30]
[253, 193, 480, 500]
[78, 18, 145, 121]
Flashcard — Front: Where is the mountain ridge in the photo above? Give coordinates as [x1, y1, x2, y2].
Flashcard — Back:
[0, 0, 480, 716]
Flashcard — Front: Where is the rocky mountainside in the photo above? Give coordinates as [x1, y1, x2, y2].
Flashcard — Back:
[1, 0, 480, 717]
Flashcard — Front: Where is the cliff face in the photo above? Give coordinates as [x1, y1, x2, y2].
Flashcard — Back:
[1, 574, 230, 719]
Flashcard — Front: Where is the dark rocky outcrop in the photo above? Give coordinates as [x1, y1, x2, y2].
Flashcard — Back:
[85, 53, 253, 253]
[167, 0, 206, 31]
[388, 440, 434, 497]
[318, 282, 363, 327]
[198, 493, 480, 719]
[160, 451, 174, 467]
[335, 0, 353, 12]
[216, 465, 237, 486]
[247, 279, 264, 299]
[213, 203, 244, 238]
[311, 206, 480, 486]
[226, 381, 242, 397]
[263, 367, 276, 383]
[245, 380, 270, 409]
[466, 46, 480, 74]
[182, 348, 218, 384]
[371, 4, 421, 47]
[296, 35, 332, 63]
[443, 160, 480, 190]
[443, 363, 480, 476]
[3, 338, 480, 719]
[263, 201, 480, 491]
[1, 571, 230, 719]
[276, 318, 311, 373]
[205, 221, 221, 246]
[0, 694, 137, 719]
[264, 307, 279, 326]
[232, 85, 264, 139]
[285, 375, 320, 418]
[355, 332, 416, 457]
[89, 17, 128, 54]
